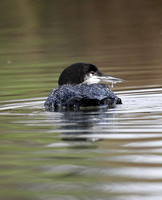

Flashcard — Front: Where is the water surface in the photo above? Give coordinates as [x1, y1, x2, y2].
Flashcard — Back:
[0, 1, 162, 200]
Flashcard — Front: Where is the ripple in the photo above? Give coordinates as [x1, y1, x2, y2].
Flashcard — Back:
[97, 182, 162, 194]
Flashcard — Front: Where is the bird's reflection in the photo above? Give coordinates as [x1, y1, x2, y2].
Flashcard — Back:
[49, 108, 119, 142]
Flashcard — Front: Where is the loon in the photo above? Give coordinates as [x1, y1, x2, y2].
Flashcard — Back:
[44, 63, 123, 110]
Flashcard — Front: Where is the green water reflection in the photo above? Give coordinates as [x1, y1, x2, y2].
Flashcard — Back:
[1, 1, 162, 200]
[1, 0, 162, 101]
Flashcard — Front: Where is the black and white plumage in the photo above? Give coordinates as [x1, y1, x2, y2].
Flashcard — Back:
[44, 63, 123, 110]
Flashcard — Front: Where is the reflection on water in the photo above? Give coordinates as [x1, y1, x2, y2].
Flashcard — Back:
[1, 0, 162, 199]
[0, 87, 162, 200]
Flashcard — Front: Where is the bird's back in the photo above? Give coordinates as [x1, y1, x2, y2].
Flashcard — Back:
[44, 84, 121, 110]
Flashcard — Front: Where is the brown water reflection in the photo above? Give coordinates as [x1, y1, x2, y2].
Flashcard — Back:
[1, 0, 162, 101]
[0, 1, 162, 200]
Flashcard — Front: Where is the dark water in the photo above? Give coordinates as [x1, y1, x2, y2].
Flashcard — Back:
[0, 1, 162, 200]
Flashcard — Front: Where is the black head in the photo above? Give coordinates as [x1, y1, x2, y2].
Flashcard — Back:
[58, 63, 102, 85]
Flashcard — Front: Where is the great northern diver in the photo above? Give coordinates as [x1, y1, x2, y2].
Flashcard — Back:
[44, 63, 123, 110]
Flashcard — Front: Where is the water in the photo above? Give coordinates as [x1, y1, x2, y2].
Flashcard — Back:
[1, 1, 162, 200]
[1, 88, 162, 200]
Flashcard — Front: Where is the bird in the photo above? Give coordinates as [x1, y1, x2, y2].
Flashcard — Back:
[44, 63, 123, 110]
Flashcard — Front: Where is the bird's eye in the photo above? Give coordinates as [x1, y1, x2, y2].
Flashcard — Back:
[90, 71, 95, 74]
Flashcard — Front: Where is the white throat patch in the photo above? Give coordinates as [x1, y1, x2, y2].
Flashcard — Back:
[84, 74, 100, 84]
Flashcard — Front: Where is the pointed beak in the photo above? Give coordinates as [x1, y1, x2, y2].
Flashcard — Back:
[97, 74, 124, 87]
[84, 72, 124, 87]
